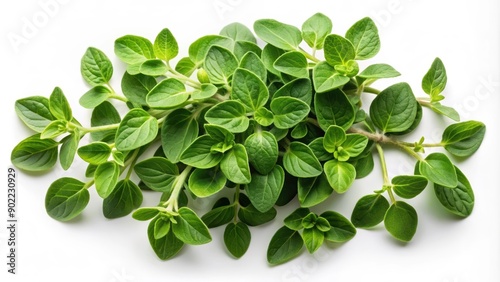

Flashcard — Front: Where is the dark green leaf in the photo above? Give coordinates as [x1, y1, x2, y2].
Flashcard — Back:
[351, 194, 390, 228]
[59, 132, 79, 170]
[345, 17, 380, 60]
[220, 144, 251, 184]
[202, 204, 235, 228]
[115, 109, 158, 151]
[161, 108, 198, 163]
[95, 161, 120, 198]
[314, 88, 355, 131]
[267, 226, 304, 265]
[441, 121, 486, 157]
[283, 142, 322, 178]
[298, 173, 333, 207]
[102, 179, 143, 219]
[434, 166, 474, 217]
[154, 218, 171, 239]
[392, 175, 428, 199]
[244, 131, 279, 175]
[430, 102, 460, 122]
[271, 97, 309, 129]
[308, 138, 333, 162]
[321, 211, 356, 243]
[172, 207, 212, 245]
[273, 78, 312, 105]
[134, 157, 179, 192]
[148, 217, 184, 260]
[238, 201, 277, 226]
[232, 68, 269, 111]
[352, 153, 374, 179]
[284, 208, 310, 231]
[205, 100, 249, 133]
[77, 142, 111, 165]
[253, 19, 302, 51]
[189, 167, 227, 197]
[90, 101, 121, 141]
[180, 135, 224, 169]
[45, 177, 89, 221]
[384, 201, 418, 242]
[121, 72, 157, 105]
[11, 134, 58, 172]
[224, 222, 251, 258]
[245, 165, 285, 213]
[132, 207, 161, 221]
[419, 153, 458, 188]
[15, 96, 55, 133]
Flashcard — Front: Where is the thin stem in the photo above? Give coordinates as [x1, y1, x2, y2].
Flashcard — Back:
[298, 47, 320, 63]
[109, 94, 128, 103]
[375, 144, 396, 204]
[83, 179, 95, 190]
[164, 166, 193, 211]
[233, 185, 241, 223]
[166, 62, 202, 89]
[125, 149, 141, 180]
[363, 86, 381, 95]
[306, 117, 321, 129]
[78, 123, 119, 134]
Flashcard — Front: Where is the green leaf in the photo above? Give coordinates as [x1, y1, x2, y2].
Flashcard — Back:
[392, 175, 428, 199]
[49, 87, 72, 121]
[204, 46, 238, 85]
[369, 82, 418, 133]
[238, 202, 277, 226]
[434, 166, 474, 217]
[351, 194, 390, 228]
[172, 207, 212, 245]
[234, 41, 262, 60]
[220, 22, 256, 43]
[273, 51, 308, 78]
[121, 72, 157, 105]
[308, 138, 332, 162]
[267, 226, 304, 265]
[441, 121, 486, 157]
[79, 85, 111, 109]
[81, 47, 113, 86]
[202, 204, 235, 228]
[323, 125, 346, 153]
[352, 153, 374, 179]
[302, 13, 332, 49]
[148, 217, 184, 260]
[384, 201, 418, 242]
[419, 152, 458, 188]
[180, 135, 224, 169]
[90, 101, 121, 142]
[139, 59, 168, 76]
[302, 227, 324, 254]
[313, 61, 349, 93]
[11, 134, 58, 172]
[77, 142, 111, 165]
[253, 19, 302, 51]
[345, 17, 380, 60]
[115, 109, 158, 151]
[291, 122, 308, 139]
[271, 97, 309, 129]
[205, 124, 234, 145]
[189, 167, 227, 197]
[320, 211, 356, 243]
[94, 162, 120, 198]
[114, 35, 154, 64]
[422, 57, 447, 99]
[220, 144, 251, 184]
[324, 160, 356, 193]
[40, 120, 67, 139]
[154, 218, 171, 239]
[430, 102, 460, 122]
[161, 109, 198, 163]
[192, 83, 218, 100]
[205, 100, 249, 133]
[175, 57, 196, 76]
[132, 207, 161, 221]
[146, 78, 189, 109]
[254, 107, 274, 127]
[134, 157, 179, 192]
[284, 208, 310, 230]
[358, 64, 400, 79]
[102, 179, 143, 219]
[224, 222, 251, 258]
[273, 78, 312, 105]
[314, 88, 355, 131]
[283, 142, 322, 178]
[262, 44, 285, 75]
[298, 173, 333, 207]
[245, 165, 284, 213]
[342, 134, 369, 158]
[45, 177, 89, 221]
[244, 131, 279, 175]
[15, 96, 55, 133]
[231, 68, 269, 111]
[154, 28, 179, 61]
[324, 34, 356, 66]
[239, 52, 267, 82]
[59, 132, 79, 170]
[188, 35, 233, 66]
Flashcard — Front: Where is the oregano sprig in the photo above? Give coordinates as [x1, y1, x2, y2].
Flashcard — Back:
[11, 13, 485, 265]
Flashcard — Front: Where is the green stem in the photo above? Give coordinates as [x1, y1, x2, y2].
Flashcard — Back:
[233, 184, 241, 223]
[298, 47, 320, 63]
[78, 123, 119, 134]
[83, 179, 95, 190]
[363, 86, 381, 95]
[347, 127, 442, 150]
[164, 166, 193, 212]
[375, 144, 396, 204]
[166, 62, 202, 89]
[109, 94, 128, 103]
[125, 149, 141, 180]
[306, 117, 321, 128]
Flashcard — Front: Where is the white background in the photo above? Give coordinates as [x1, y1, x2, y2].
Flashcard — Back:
[1, 0, 499, 281]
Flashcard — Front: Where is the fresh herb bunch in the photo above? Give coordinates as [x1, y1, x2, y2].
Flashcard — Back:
[11, 13, 485, 265]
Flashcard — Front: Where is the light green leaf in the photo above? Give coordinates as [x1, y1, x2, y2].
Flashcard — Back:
[11, 134, 58, 172]
[204, 46, 238, 85]
[154, 28, 179, 61]
[94, 161, 120, 198]
[302, 13, 332, 49]
[384, 201, 418, 242]
[79, 85, 112, 109]
[148, 217, 184, 260]
[40, 120, 67, 139]
[154, 218, 171, 239]
[134, 157, 179, 192]
[245, 165, 284, 213]
[180, 135, 224, 169]
[320, 211, 356, 243]
[313, 61, 349, 93]
[271, 97, 309, 129]
[441, 120, 485, 157]
[283, 142, 322, 178]
[291, 122, 308, 139]
[262, 44, 285, 75]
[342, 134, 369, 158]
[314, 88, 355, 131]
[15, 96, 55, 133]
[422, 57, 447, 99]
[115, 109, 158, 151]
[220, 22, 256, 43]
[430, 102, 460, 122]
[267, 226, 304, 265]
[284, 208, 310, 230]
[419, 152, 458, 188]
[358, 64, 400, 79]
[239, 52, 267, 82]
[102, 179, 143, 219]
[132, 207, 161, 221]
[224, 222, 251, 258]
[273, 51, 308, 78]
[175, 57, 196, 76]
[121, 72, 157, 105]
[45, 177, 89, 221]
[188, 35, 233, 66]
[192, 83, 218, 100]
[77, 142, 111, 165]
[189, 167, 227, 197]
[59, 131, 79, 170]
[298, 173, 333, 207]
[90, 101, 121, 142]
[273, 78, 312, 105]
[302, 227, 324, 254]
[308, 138, 333, 162]
[146, 78, 189, 109]
[392, 175, 428, 199]
[81, 47, 113, 86]
[244, 131, 279, 175]
[114, 35, 154, 64]
[205, 100, 249, 133]
[254, 107, 274, 127]
[49, 87, 72, 121]
[139, 59, 168, 76]
[324, 34, 356, 66]
[345, 17, 380, 60]
[232, 68, 269, 111]
[323, 125, 346, 153]
[161, 109, 198, 163]
[369, 82, 418, 133]
[253, 19, 302, 51]
[172, 207, 212, 245]
[324, 160, 356, 193]
[220, 144, 251, 184]
[434, 166, 474, 217]
[234, 41, 262, 60]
